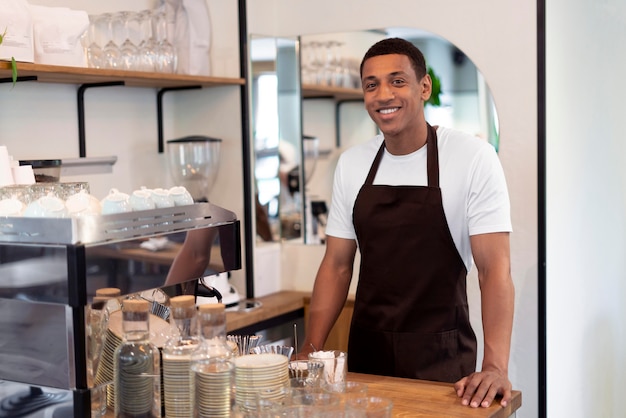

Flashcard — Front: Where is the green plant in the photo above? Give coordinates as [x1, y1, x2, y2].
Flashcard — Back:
[426, 66, 441, 107]
[0, 27, 18, 86]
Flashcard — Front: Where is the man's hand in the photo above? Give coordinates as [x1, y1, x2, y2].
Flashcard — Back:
[454, 370, 512, 408]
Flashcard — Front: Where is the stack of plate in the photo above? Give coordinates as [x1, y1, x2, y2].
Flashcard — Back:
[193, 361, 234, 418]
[93, 310, 171, 409]
[234, 353, 290, 411]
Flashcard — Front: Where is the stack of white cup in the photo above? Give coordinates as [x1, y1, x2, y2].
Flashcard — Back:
[0, 145, 36, 186]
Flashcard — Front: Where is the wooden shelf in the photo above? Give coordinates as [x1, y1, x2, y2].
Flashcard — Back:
[302, 83, 363, 101]
[0, 61, 245, 88]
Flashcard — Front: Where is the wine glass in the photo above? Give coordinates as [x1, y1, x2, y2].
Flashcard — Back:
[137, 10, 157, 72]
[101, 13, 121, 69]
[117, 11, 140, 71]
[84, 15, 104, 68]
[153, 10, 177, 73]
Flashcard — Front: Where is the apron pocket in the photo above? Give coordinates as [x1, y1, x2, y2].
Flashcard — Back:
[394, 329, 464, 382]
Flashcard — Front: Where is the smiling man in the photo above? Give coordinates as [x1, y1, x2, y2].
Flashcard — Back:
[301, 37, 515, 409]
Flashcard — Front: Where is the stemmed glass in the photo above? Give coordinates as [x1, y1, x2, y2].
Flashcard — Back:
[137, 10, 158, 72]
[117, 11, 140, 70]
[84, 15, 104, 68]
[153, 10, 177, 73]
[101, 13, 121, 69]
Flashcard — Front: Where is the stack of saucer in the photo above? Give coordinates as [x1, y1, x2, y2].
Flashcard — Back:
[94, 310, 171, 409]
[234, 353, 289, 411]
[163, 356, 194, 418]
[193, 361, 234, 417]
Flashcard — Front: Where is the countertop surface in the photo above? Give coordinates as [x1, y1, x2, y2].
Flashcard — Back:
[225, 290, 309, 332]
[348, 372, 521, 417]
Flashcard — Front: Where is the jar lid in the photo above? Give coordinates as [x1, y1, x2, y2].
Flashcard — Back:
[198, 303, 225, 313]
[18, 159, 62, 168]
[167, 135, 222, 143]
[123, 299, 150, 312]
[170, 295, 196, 309]
[96, 287, 121, 297]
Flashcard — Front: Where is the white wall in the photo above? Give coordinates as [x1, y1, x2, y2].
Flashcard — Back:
[546, 1, 626, 416]
[249, 0, 538, 416]
[0, 0, 249, 293]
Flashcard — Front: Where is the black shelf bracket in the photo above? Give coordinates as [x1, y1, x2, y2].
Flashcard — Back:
[156, 85, 202, 153]
[77, 81, 125, 158]
[0, 75, 38, 84]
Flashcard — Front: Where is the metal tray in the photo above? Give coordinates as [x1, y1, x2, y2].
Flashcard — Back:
[0, 203, 237, 245]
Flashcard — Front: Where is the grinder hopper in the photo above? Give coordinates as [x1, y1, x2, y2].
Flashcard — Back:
[166, 135, 222, 202]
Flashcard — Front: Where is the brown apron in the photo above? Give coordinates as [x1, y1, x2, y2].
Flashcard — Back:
[348, 124, 477, 383]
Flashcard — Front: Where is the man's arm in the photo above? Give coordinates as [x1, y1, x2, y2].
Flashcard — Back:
[300, 235, 357, 355]
[455, 232, 514, 408]
[164, 228, 217, 287]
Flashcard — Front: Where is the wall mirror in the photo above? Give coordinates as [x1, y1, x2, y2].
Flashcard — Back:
[250, 28, 499, 245]
[249, 35, 303, 243]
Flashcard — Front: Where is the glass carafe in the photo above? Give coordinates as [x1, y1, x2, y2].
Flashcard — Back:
[113, 299, 161, 418]
[162, 295, 200, 418]
[191, 303, 234, 418]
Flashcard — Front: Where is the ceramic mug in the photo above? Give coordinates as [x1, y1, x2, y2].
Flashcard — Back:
[169, 186, 194, 206]
[0, 197, 25, 216]
[23, 193, 68, 218]
[100, 188, 132, 215]
[129, 188, 156, 211]
[150, 187, 175, 208]
[66, 190, 101, 217]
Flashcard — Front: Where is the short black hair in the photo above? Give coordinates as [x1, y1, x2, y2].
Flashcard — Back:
[360, 37, 427, 80]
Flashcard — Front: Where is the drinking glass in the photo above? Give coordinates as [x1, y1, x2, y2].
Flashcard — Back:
[117, 11, 140, 70]
[84, 15, 104, 68]
[101, 13, 121, 69]
[153, 10, 177, 73]
[137, 10, 157, 72]
[308, 351, 347, 385]
[345, 397, 393, 418]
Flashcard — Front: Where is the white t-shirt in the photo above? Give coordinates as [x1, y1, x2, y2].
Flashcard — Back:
[325, 126, 512, 271]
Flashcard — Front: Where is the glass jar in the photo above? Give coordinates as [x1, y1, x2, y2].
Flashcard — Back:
[191, 303, 234, 418]
[113, 299, 161, 418]
[162, 295, 200, 418]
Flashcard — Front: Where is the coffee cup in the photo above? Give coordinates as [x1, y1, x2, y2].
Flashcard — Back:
[0, 197, 25, 216]
[129, 188, 156, 211]
[101, 188, 132, 215]
[66, 190, 101, 217]
[169, 186, 194, 206]
[23, 193, 68, 218]
[150, 188, 175, 208]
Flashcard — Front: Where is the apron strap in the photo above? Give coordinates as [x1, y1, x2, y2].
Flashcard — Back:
[426, 124, 439, 188]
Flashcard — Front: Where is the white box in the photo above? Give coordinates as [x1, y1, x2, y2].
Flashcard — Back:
[253, 241, 281, 297]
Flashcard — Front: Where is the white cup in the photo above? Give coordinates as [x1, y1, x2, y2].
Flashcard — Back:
[0, 146, 15, 187]
[101, 188, 132, 215]
[23, 193, 68, 218]
[308, 350, 348, 385]
[129, 188, 156, 211]
[66, 190, 101, 217]
[150, 187, 175, 208]
[11, 165, 36, 185]
[169, 186, 194, 206]
[0, 197, 25, 216]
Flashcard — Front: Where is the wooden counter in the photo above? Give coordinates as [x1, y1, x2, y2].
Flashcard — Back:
[225, 290, 308, 332]
[348, 372, 522, 417]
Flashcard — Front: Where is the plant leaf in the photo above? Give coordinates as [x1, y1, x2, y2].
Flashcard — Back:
[11, 57, 17, 86]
